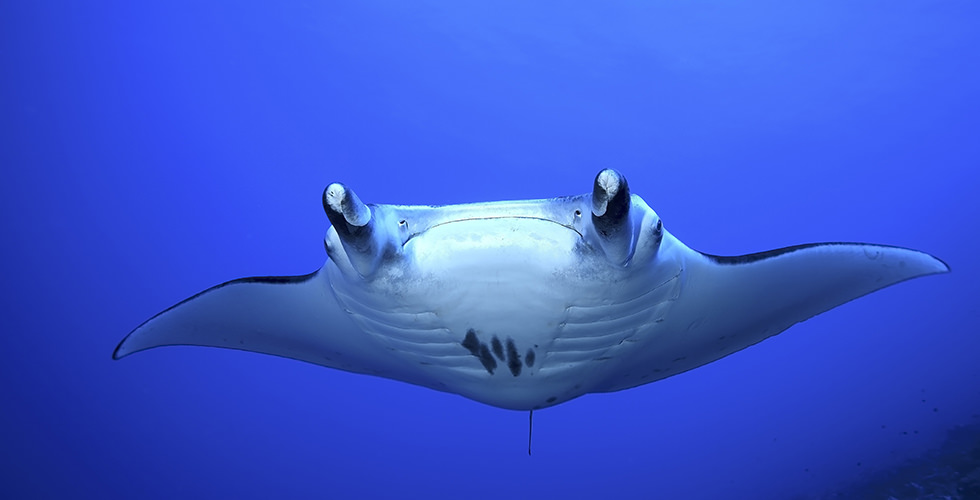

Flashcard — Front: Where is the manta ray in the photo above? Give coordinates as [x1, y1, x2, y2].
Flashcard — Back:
[114, 169, 948, 412]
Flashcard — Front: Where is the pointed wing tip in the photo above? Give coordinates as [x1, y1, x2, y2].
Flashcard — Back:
[928, 253, 951, 274]
[110, 271, 327, 363]
[902, 247, 950, 278]
[857, 245, 949, 284]
[112, 332, 136, 360]
[703, 242, 950, 279]
[113, 314, 157, 360]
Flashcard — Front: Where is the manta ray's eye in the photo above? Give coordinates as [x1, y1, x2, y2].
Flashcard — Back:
[399, 220, 407, 226]
[574, 209, 582, 217]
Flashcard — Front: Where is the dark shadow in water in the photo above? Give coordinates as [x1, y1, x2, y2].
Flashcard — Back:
[801, 419, 980, 500]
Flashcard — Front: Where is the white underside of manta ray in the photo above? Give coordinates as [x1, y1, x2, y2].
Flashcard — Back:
[114, 169, 948, 411]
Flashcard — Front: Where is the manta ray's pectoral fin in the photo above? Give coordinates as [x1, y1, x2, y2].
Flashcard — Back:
[590, 169, 635, 265]
[322, 183, 392, 278]
[598, 241, 949, 393]
[113, 271, 388, 377]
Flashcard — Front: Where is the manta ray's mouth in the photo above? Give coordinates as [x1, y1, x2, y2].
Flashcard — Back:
[405, 215, 584, 244]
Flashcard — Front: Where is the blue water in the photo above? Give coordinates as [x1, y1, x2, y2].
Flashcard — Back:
[3, 1, 979, 498]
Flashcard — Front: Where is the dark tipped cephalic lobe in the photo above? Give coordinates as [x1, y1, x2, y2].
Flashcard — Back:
[322, 183, 385, 278]
[323, 183, 371, 230]
[591, 169, 634, 265]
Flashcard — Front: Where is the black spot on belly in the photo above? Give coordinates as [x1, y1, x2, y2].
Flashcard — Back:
[525, 349, 536, 367]
[505, 339, 522, 376]
[477, 345, 496, 373]
[462, 329, 497, 374]
[546, 396, 557, 403]
[491, 336, 504, 361]
[462, 329, 479, 353]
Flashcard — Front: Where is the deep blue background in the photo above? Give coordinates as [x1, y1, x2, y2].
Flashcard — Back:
[2, 1, 979, 498]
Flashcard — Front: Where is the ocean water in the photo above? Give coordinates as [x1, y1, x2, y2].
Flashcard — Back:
[2, 1, 979, 499]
